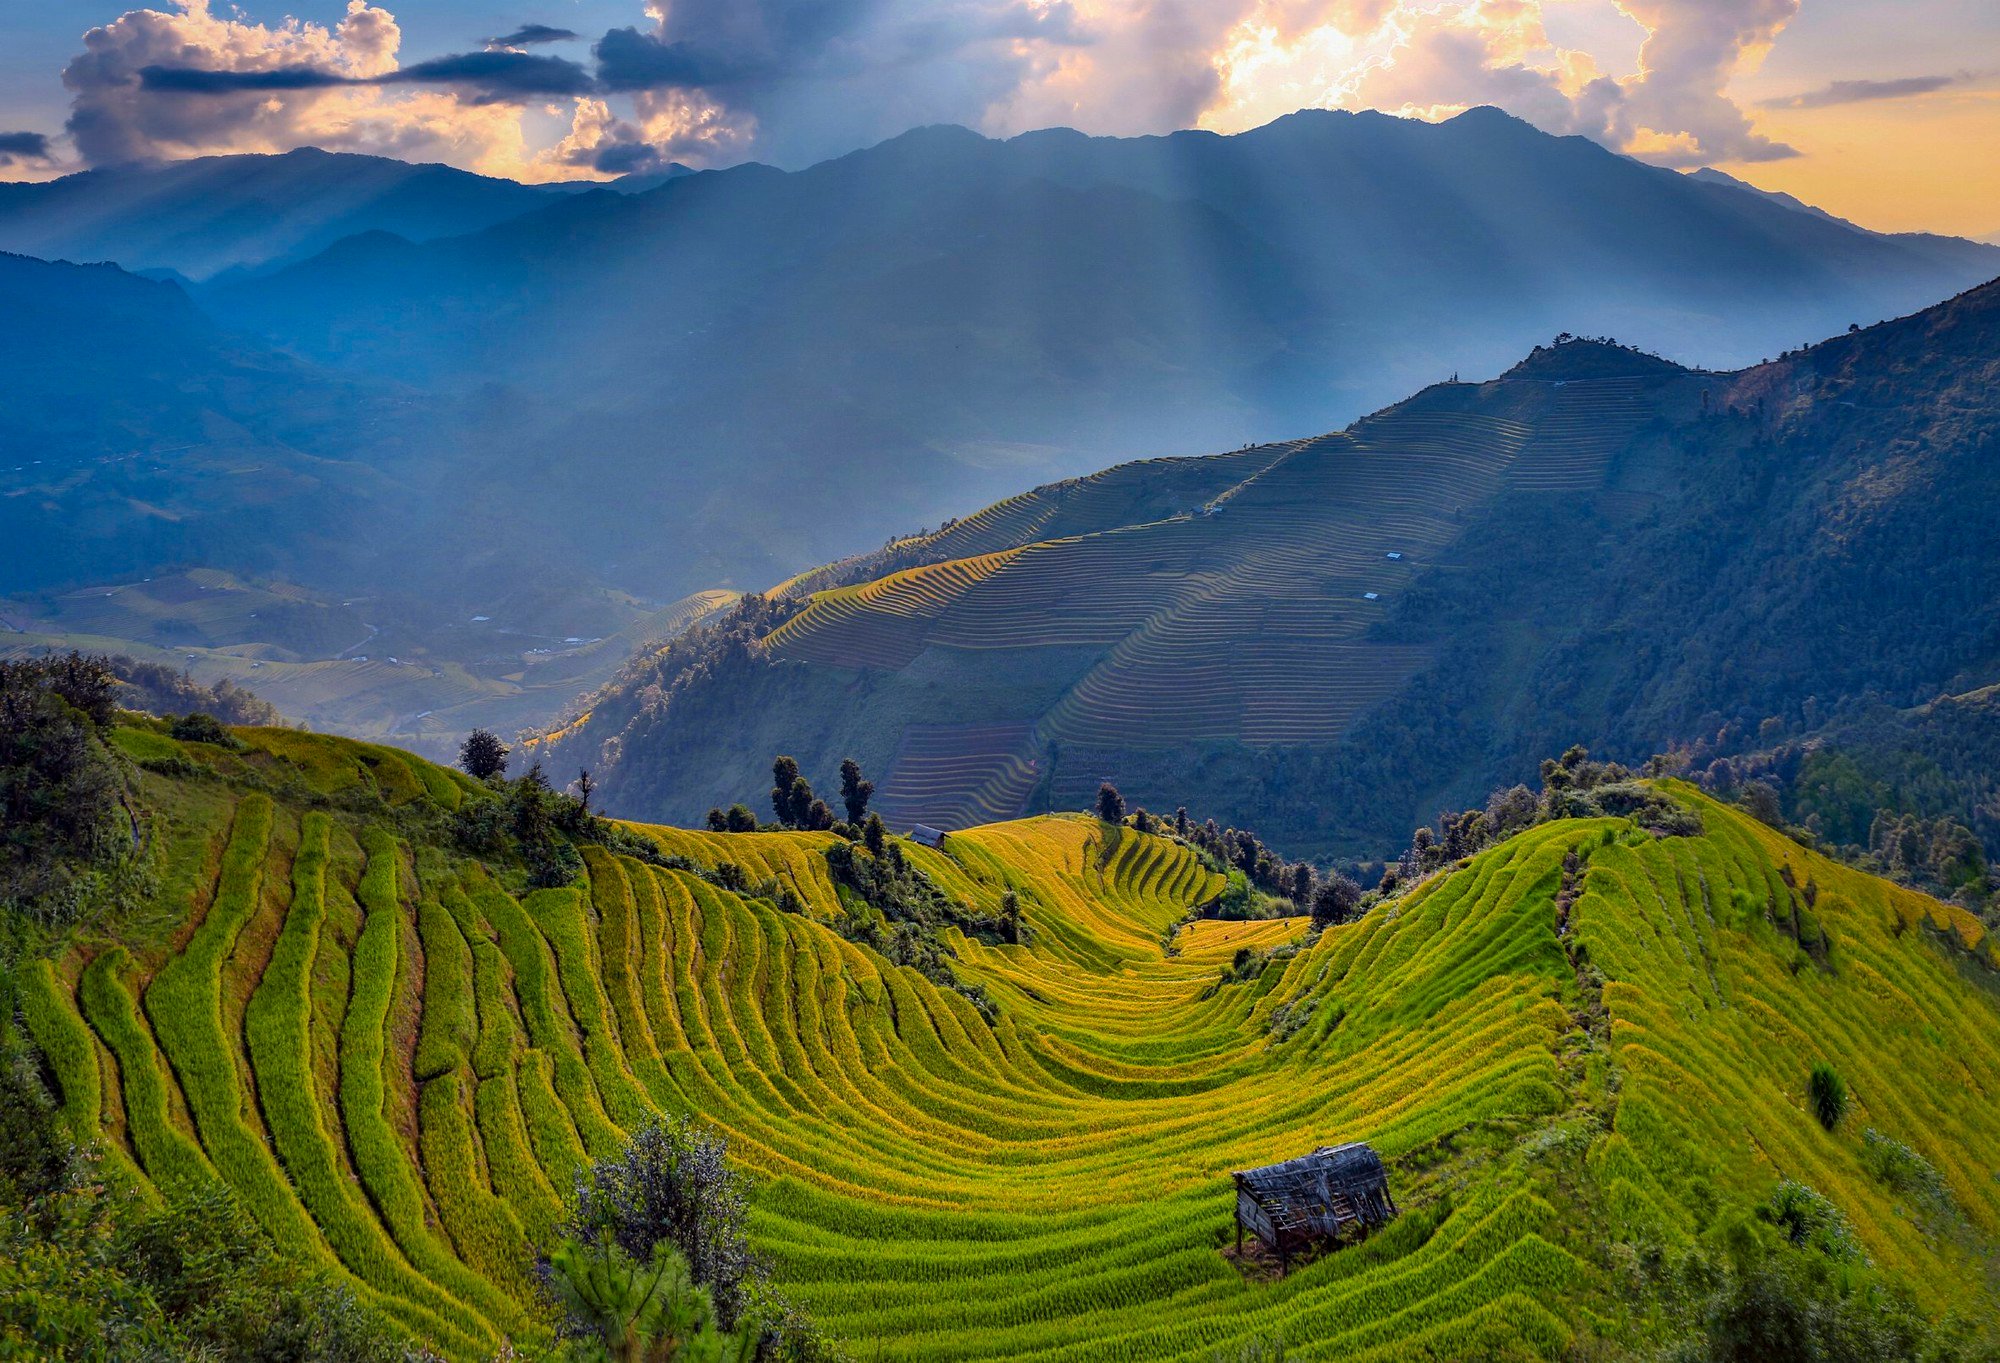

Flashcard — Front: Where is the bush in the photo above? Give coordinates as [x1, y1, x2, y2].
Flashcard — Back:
[1807, 1063, 1847, 1132]
[167, 712, 234, 747]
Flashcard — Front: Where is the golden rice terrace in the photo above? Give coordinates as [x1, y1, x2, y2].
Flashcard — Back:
[20, 724, 2000, 1359]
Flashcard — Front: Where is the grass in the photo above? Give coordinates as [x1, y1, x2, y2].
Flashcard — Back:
[32, 735, 2000, 1360]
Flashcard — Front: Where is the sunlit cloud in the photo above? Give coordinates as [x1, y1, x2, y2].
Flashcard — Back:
[49, 0, 1820, 178]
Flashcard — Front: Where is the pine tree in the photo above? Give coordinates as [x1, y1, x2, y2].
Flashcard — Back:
[863, 813, 888, 858]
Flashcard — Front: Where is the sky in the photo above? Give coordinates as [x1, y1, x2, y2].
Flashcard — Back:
[0, 0, 1994, 238]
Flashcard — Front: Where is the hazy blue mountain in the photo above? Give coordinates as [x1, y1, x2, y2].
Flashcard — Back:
[199, 108, 2000, 606]
[540, 276, 2000, 860]
[0, 147, 583, 278]
[0, 250, 405, 592]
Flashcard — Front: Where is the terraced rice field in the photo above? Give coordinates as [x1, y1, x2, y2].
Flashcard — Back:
[761, 375, 1680, 823]
[870, 724, 1045, 829]
[29, 738, 2000, 1359]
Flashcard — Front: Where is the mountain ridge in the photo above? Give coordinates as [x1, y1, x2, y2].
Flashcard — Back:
[537, 278, 2000, 859]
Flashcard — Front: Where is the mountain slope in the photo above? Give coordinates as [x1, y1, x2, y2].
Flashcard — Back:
[192, 108, 2000, 607]
[0, 251, 414, 595]
[543, 279, 2000, 858]
[26, 724, 2000, 1358]
[0, 148, 578, 279]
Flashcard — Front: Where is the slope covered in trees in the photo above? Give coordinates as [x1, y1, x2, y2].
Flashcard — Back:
[545, 279, 2000, 862]
[9, 716, 1999, 1358]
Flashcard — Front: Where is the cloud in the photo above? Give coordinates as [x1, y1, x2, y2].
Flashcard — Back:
[0, 131, 57, 167]
[53, 0, 1819, 180]
[1763, 72, 1974, 110]
[61, 1, 566, 176]
[586, 0, 1087, 164]
[484, 24, 581, 49]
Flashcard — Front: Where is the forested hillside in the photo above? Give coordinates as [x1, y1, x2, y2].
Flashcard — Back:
[544, 281, 2000, 862]
[5, 698, 1998, 1359]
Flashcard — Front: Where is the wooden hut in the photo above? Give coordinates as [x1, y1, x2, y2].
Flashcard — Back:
[909, 824, 949, 849]
[1231, 1143, 1398, 1268]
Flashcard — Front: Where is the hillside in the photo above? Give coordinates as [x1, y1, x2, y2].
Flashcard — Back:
[545, 279, 2000, 858]
[0, 148, 579, 279]
[195, 107, 2000, 606]
[16, 722, 2000, 1358]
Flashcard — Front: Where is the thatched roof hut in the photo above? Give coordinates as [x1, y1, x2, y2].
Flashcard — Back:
[1231, 1143, 1397, 1267]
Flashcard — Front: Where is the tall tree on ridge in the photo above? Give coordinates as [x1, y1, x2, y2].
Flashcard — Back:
[839, 758, 874, 825]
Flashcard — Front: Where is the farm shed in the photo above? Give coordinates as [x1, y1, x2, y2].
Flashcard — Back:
[1231, 1143, 1398, 1267]
[909, 824, 950, 849]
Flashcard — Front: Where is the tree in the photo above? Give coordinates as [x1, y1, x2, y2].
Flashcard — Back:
[540, 1240, 755, 1363]
[1311, 874, 1362, 930]
[1175, 807, 1189, 838]
[863, 813, 888, 859]
[1808, 1063, 1847, 1131]
[169, 711, 232, 746]
[785, 776, 816, 829]
[724, 804, 757, 833]
[770, 757, 801, 826]
[805, 799, 835, 831]
[575, 767, 597, 815]
[460, 728, 509, 780]
[1289, 863, 1317, 909]
[706, 808, 728, 832]
[563, 1115, 759, 1331]
[1096, 782, 1125, 823]
[1, 655, 126, 924]
[839, 758, 874, 825]
[1000, 889, 1023, 945]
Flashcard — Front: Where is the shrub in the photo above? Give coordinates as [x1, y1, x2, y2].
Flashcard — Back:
[1807, 1063, 1847, 1132]
[167, 712, 233, 747]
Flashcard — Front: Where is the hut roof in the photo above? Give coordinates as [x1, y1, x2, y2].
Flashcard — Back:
[1232, 1143, 1395, 1239]
[909, 824, 949, 848]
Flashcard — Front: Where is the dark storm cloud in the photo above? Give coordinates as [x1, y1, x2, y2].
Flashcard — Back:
[139, 64, 349, 92]
[140, 50, 595, 102]
[484, 24, 581, 49]
[1763, 72, 1976, 110]
[390, 50, 596, 97]
[0, 131, 55, 162]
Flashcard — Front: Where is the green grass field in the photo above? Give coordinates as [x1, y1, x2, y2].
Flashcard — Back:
[35, 727, 2000, 1358]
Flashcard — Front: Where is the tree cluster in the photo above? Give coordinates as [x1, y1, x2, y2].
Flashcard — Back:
[0, 654, 133, 932]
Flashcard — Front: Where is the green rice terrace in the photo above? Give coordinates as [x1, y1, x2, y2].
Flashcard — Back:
[11, 720, 2000, 1358]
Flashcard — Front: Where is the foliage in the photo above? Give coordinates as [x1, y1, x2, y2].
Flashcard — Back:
[459, 729, 509, 781]
[0, 1021, 412, 1361]
[837, 760, 873, 826]
[168, 711, 236, 747]
[0, 654, 133, 932]
[1095, 782, 1125, 823]
[543, 1239, 757, 1363]
[1808, 1064, 1848, 1132]
[111, 656, 279, 726]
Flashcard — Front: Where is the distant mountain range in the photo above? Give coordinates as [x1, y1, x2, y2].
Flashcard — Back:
[538, 276, 2000, 860]
[5, 108, 1998, 777]
[185, 107, 1998, 603]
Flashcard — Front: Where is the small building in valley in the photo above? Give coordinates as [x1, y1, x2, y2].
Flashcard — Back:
[1231, 1143, 1398, 1269]
[909, 824, 949, 849]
